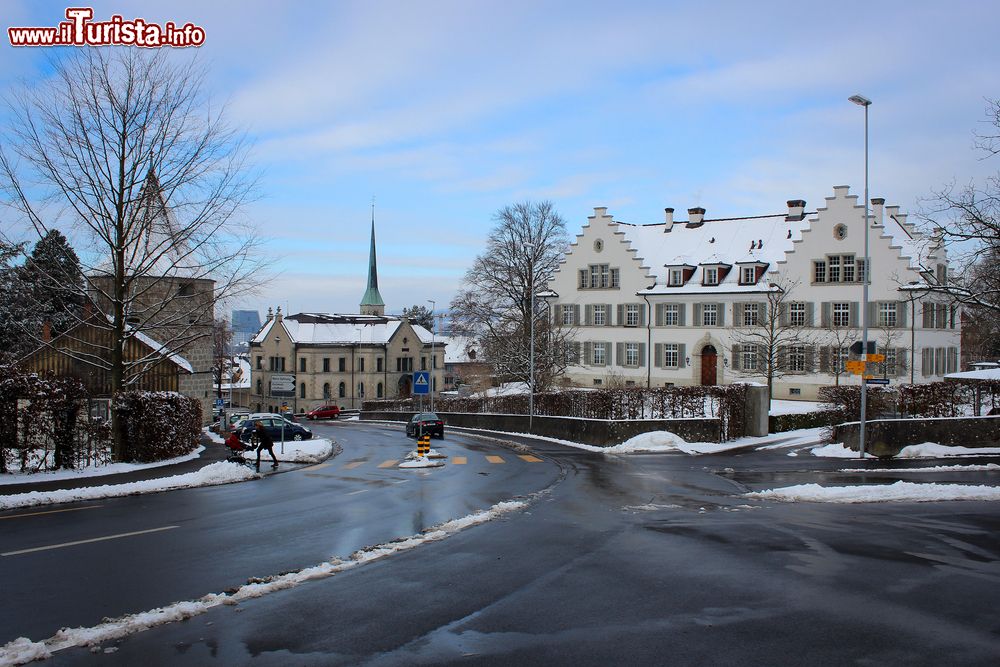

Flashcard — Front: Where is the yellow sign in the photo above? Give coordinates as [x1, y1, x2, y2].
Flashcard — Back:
[845, 360, 866, 373]
[862, 374, 874, 379]
[866, 354, 885, 363]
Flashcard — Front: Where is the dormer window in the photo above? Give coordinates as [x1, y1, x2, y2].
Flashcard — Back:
[741, 266, 755, 284]
[669, 268, 684, 286]
[703, 268, 719, 286]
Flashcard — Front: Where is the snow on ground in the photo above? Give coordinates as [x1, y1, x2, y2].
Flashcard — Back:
[0, 498, 530, 665]
[896, 443, 1000, 458]
[266, 438, 334, 464]
[839, 463, 1000, 473]
[810, 443, 875, 459]
[768, 400, 823, 416]
[0, 462, 257, 511]
[0, 446, 206, 486]
[748, 481, 1000, 503]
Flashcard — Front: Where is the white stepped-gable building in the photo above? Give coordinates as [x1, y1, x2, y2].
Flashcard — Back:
[543, 186, 960, 400]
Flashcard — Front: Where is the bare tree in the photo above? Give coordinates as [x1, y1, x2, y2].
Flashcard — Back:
[0, 50, 264, 459]
[212, 317, 233, 405]
[450, 201, 572, 391]
[729, 279, 814, 403]
[820, 325, 860, 386]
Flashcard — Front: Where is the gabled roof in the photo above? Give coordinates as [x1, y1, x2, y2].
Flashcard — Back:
[251, 313, 434, 346]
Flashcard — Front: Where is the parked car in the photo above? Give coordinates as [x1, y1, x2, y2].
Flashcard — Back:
[236, 417, 312, 442]
[306, 405, 340, 420]
[405, 412, 444, 438]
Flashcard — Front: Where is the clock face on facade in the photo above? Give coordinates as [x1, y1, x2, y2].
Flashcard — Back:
[594, 239, 604, 252]
[834, 224, 848, 240]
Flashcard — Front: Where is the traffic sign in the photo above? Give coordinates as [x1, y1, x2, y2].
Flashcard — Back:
[866, 353, 885, 363]
[214, 398, 224, 408]
[865, 378, 890, 385]
[845, 360, 866, 373]
[412, 371, 430, 395]
[270, 373, 296, 397]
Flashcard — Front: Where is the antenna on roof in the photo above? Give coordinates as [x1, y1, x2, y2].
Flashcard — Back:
[787, 229, 792, 239]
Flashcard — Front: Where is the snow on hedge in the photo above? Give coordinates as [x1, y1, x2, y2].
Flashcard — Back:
[748, 481, 1000, 503]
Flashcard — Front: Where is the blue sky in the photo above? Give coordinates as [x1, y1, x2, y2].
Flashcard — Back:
[3, 0, 999, 319]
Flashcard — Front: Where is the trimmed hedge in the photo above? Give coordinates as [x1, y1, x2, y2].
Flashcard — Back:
[113, 391, 202, 463]
[769, 410, 843, 433]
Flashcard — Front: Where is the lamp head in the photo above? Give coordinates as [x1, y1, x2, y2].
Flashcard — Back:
[849, 94, 872, 107]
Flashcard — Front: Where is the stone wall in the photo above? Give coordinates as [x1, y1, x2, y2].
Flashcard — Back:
[831, 415, 1000, 457]
[361, 411, 721, 447]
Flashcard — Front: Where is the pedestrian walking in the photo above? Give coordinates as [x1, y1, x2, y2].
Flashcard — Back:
[253, 420, 279, 470]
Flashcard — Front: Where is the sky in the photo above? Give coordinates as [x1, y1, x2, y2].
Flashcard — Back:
[2, 0, 999, 321]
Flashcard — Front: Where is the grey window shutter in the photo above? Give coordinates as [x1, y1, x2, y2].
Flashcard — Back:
[950, 305, 957, 329]
[936, 347, 945, 375]
[601, 342, 609, 366]
[821, 302, 831, 328]
[777, 346, 787, 371]
[616, 342, 625, 366]
[554, 304, 563, 324]
[639, 305, 646, 326]
[606, 304, 613, 326]
[805, 302, 815, 327]
[895, 347, 906, 377]
[584, 341, 593, 365]
[694, 303, 703, 326]
[947, 347, 957, 373]
[867, 301, 878, 327]
[572, 342, 581, 364]
[819, 346, 830, 373]
[731, 344, 741, 371]
[922, 303, 932, 328]
[678, 304, 686, 326]
[779, 303, 789, 327]
[617, 304, 624, 326]
[734, 303, 744, 325]
[897, 301, 907, 329]
[937, 304, 947, 329]
[921, 348, 931, 376]
[678, 344, 687, 368]
[584, 304, 593, 325]
[805, 346, 816, 373]
[717, 303, 726, 327]
[655, 303, 663, 326]
[849, 302, 860, 328]
[638, 343, 646, 367]
[578, 269, 587, 288]
[654, 343, 663, 367]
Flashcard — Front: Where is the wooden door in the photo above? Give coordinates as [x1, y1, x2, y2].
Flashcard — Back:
[700, 345, 718, 386]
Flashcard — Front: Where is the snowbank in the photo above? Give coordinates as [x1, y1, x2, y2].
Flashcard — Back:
[748, 481, 1000, 503]
[810, 443, 874, 459]
[769, 400, 823, 416]
[0, 462, 257, 511]
[896, 443, 1000, 458]
[269, 438, 334, 463]
[839, 463, 1000, 473]
[0, 446, 207, 486]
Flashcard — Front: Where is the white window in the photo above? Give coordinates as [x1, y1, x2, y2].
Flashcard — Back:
[669, 269, 684, 286]
[741, 266, 756, 284]
[663, 343, 679, 368]
[611, 268, 620, 288]
[625, 342, 639, 366]
[842, 256, 856, 283]
[742, 344, 758, 370]
[885, 348, 898, 374]
[833, 302, 850, 327]
[703, 267, 719, 285]
[593, 343, 606, 365]
[589, 265, 600, 288]
[593, 305, 606, 326]
[813, 261, 826, 283]
[702, 303, 718, 326]
[663, 304, 679, 326]
[828, 255, 841, 283]
[600, 265, 609, 288]
[789, 346, 806, 372]
[835, 346, 850, 371]
[562, 307, 574, 325]
[789, 302, 805, 326]
[625, 304, 639, 327]
[878, 302, 897, 327]
[857, 259, 868, 284]
[743, 303, 759, 326]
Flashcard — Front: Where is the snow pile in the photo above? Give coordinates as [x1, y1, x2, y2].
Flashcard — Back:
[748, 481, 1000, 503]
[896, 443, 1000, 458]
[0, 498, 528, 664]
[810, 443, 874, 459]
[839, 463, 1000, 473]
[203, 428, 226, 444]
[0, 447, 206, 486]
[0, 462, 257, 511]
[768, 400, 823, 416]
[603, 431, 688, 454]
[271, 438, 334, 463]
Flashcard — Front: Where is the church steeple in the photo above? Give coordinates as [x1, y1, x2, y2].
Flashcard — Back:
[360, 199, 385, 316]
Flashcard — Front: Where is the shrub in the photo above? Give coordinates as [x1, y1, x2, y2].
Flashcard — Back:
[114, 391, 202, 463]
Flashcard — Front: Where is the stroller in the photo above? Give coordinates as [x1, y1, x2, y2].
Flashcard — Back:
[224, 430, 255, 467]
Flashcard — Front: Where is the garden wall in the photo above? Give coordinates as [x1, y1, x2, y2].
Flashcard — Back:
[831, 415, 1000, 457]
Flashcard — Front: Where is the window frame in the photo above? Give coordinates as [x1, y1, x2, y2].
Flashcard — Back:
[702, 303, 718, 326]
[832, 302, 850, 327]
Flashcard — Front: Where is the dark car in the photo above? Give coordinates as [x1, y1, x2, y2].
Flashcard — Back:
[306, 405, 340, 420]
[405, 412, 444, 438]
[238, 417, 312, 443]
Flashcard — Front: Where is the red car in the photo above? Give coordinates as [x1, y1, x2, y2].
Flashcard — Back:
[306, 405, 340, 420]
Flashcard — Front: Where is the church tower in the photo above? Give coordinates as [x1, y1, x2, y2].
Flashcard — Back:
[359, 202, 385, 316]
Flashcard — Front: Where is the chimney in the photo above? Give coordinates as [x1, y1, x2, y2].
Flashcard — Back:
[266, 306, 274, 322]
[664, 207, 674, 232]
[275, 306, 283, 322]
[42, 320, 51, 342]
[785, 199, 806, 221]
[686, 207, 705, 226]
[870, 198, 885, 227]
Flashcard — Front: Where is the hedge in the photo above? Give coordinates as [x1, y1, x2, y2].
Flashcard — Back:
[114, 391, 202, 463]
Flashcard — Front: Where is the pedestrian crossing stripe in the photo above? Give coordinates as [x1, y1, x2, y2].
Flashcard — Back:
[518, 455, 543, 462]
[377, 460, 398, 468]
[486, 455, 505, 464]
[342, 461, 364, 469]
[452, 457, 467, 464]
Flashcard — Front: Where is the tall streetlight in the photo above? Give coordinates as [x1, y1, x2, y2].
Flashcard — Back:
[427, 299, 436, 413]
[849, 93, 872, 460]
[524, 242, 536, 432]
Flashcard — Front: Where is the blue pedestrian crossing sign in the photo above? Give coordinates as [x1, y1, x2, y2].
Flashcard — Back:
[412, 371, 430, 395]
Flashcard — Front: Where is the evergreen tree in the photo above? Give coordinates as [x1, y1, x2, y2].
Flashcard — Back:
[18, 229, 86, 337]
[0, 238, 31, 363]
[401, 304, 435, 331]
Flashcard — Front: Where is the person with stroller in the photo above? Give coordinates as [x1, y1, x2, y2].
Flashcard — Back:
[252, 420, 279, 470]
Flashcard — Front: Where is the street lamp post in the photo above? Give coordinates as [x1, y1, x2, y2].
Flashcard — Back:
[850, 93, 872, 460]
[427, 299, 436, 413]
[524, 242, 536, 432]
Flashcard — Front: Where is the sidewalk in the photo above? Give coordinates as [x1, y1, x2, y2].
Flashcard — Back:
[0, 434, 230, 497]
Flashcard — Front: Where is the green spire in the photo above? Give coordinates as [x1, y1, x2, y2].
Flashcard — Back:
[360, 202, 384, 313]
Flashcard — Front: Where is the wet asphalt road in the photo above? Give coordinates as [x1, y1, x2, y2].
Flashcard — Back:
[5, 421, 1000, 665]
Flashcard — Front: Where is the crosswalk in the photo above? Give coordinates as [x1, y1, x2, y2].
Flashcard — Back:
[300, 453, 544, 474]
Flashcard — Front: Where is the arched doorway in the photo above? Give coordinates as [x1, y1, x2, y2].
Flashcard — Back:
[398, 375, 412, 397]
[700, 344, 718, 386]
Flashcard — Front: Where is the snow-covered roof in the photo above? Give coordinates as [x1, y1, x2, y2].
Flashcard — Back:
[252, 313, 434, 346]
[443, 335, 480, 364]
[944, 368, 1000, 382]
[219, 356, 251, 390]
[129, 327, 193, 373]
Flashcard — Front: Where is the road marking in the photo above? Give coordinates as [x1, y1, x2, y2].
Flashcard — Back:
[377, 460, 398, 468]
[346, 489, 369, 496]
[300, 463, 331, 473]
[518, 455, 543, 463]
[2, 525, 179, 557]
[486, 455, 505, 464]
[393, 479, 410, 485]
[0, 505, 104, 521]
[452, 456, 467, 465]
[303, 473, 339, 479]
[342, 461, 365, 469]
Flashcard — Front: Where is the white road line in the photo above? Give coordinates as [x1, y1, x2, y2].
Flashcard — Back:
[346, 489, 369, 496]
[1, 525, 179, 557]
